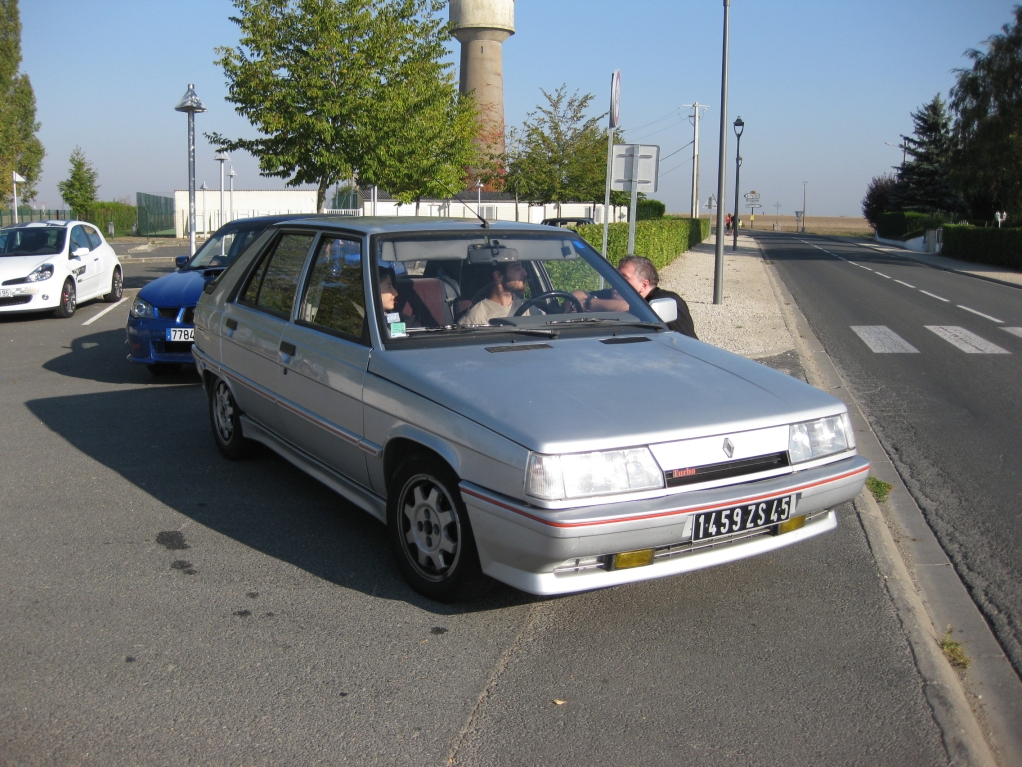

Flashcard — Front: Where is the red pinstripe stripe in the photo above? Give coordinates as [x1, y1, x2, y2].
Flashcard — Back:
[462, 464, 869, 529]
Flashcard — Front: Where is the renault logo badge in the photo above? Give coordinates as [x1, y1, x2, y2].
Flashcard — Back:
[723, 438, 735, 459]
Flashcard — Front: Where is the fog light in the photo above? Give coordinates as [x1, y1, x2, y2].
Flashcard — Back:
[42, 295, 49, 300]
[777, 516, 806, 535]
[611, 549, 654, 570]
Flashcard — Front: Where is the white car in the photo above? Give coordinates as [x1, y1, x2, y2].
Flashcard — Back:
[0, 220, 123, 318]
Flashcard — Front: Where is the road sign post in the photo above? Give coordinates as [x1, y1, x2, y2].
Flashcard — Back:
[602, 70, 621, 261]
[611, 143, 660, 254]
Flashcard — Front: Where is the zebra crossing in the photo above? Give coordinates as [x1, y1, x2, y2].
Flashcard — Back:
[851, 325, 1020, 354]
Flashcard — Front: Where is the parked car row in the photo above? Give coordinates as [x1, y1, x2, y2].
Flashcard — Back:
[2, 214, 868, 602]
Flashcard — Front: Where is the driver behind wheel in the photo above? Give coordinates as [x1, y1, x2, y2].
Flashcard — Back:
[459, 260, 540, 325]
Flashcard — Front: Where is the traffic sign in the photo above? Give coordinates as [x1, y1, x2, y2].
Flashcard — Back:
[744, 191, 761, 204]
[611, 144, 660, 193]
[609, 70, 621, 128]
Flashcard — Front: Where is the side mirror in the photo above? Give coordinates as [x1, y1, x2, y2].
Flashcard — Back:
[176, 255, 190, 269]
[70, 247, 89, 259]
[649, 297, 678, 324]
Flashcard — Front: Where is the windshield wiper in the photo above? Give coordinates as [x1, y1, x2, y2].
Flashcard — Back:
[545, 316, 619, 326]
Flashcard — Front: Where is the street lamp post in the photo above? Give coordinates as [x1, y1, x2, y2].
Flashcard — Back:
[476, 178, 484, 219]
[229, 167, 236, 222]
[732, 116, 744, 252]
[712, 0, 732, 305]
[174, 84, 207, 256]
[11, 171, 25, 224]
[802, 181, 808, 233]
[215, 152, 230, 230]
[199, 182, 208, 236]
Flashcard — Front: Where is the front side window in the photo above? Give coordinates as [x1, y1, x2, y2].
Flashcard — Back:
[70, 226, 92, 253]
[240, 233, 314, 317]
[299, 237, 365, 340]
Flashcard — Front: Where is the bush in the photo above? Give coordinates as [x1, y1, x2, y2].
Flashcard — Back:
[942, 224, 1022, 270]
[78, 201, 136, 237]
[573, 218, 710, 270]
[876, 211, 944, 239]
[636, 198, 666, 221]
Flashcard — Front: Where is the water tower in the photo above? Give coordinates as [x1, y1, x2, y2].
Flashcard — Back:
[449, 0, 515, 160]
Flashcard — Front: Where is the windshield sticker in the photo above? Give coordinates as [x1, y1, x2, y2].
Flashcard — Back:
[385, 312, 400, 324]
[389, 322, 407, 338]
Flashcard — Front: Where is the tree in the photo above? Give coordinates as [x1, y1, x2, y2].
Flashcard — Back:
[0, 0, 44, 204]
[861, 173, 898, 229]
[504, 86, 609, 210]
[889, 95, 962, 215]
[57, 147, 99, 218]
[950, 6, 1022, 220]
[210, 0, 470, 214]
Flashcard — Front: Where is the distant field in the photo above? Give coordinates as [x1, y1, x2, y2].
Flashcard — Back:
[677, 214, 873, 236]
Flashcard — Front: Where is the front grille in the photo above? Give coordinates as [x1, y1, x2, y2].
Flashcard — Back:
[158, 307, 179, 319]
[2, 276, 28, 286]
[182, 306, 195, 324]
[0, 295, 32, 307]
[665, 452, 790, 488]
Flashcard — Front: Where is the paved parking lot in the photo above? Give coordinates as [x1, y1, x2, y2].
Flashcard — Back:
[0, 261, 952, 765]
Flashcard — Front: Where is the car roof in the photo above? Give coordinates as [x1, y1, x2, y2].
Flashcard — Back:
[1, 220, 78, 229]
[265, 216, 556, 236]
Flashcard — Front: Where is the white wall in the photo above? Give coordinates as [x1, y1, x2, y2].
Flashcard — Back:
[174, 189, 319, 238]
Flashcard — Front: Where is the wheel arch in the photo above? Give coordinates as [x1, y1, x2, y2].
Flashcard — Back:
[383, 435, 460, 495]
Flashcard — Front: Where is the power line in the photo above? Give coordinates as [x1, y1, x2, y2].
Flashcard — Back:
[620, 108, 680, 133]
[628, 116, 686, 142]
[659, 155, 693, 177]
[659, 140, 694, 163]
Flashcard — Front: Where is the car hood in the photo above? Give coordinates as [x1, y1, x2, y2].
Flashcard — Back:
[138, 269, 212, 308]
[0, 255, 59, 282]
[368, 333, 845, 454]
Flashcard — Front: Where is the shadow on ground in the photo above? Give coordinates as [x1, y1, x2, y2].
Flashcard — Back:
[25, 383, 533, 615]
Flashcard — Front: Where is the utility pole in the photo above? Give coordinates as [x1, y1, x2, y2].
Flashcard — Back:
[681, 103, 709, 219]
[712, 0, 731, 305]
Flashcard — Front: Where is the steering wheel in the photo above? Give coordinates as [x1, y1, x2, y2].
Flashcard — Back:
[513, 291, 584, 317]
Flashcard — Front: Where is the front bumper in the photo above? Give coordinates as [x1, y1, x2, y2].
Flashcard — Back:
[462, 454, 868, 595]
[0, 287, 59, 312]
[125, 318, 196, 365]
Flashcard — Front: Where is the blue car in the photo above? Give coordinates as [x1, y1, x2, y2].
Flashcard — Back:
[126, 215, 313, 375]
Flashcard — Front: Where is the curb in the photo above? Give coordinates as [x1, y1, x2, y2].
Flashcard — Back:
[756, 239, 1012, 766]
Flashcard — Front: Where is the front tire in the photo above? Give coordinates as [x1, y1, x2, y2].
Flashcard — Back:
[208, 376, 259, 460]
[388, 455, 485, 602]
[53, 278, 76, 318]
[104, 267, 123, 302]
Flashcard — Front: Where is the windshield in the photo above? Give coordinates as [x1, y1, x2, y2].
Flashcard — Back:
[372, 232, 662, 343]
[0, 226, 67, 257]
[187, 224, 267, 269]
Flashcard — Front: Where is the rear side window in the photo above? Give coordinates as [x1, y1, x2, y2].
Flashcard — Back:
[84, 226, 102, 249]
[299, 237, 365, 341]
[240, 233, 314, 317]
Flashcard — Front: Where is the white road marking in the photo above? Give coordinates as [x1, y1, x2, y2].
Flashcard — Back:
[82, 296, 128, 326]
[851, 326, 919, 353]
[919, 290, 949, 302]
[894, 280, 916, 288]
[857, 265, 873, 271]
[1003, 327, 1022, 339]
[875, 272, 892, 279]
[926, 326, 1010, 354]
[956, 305, 1003, 323]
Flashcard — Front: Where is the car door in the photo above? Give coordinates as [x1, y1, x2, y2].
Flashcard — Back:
[69, 225, 100, 297]
[82, 225, 113, 294]
[276, 235, 371, 487]
[220, 231, 315, 436]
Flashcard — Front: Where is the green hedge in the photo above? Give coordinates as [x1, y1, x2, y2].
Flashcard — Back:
[574, 218, 710, 270]
[636, 198, 666, 221]
[876, 211, 944, 239]
[78, 201, 137, 237]
[942, 224, 1022, 270]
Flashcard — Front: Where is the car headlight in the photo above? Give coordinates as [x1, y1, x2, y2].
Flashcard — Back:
[130, 296, 155, 319]
[25, 263, 54, 282]
[788, 413, 854, 464]
[526, 447, 664, 500]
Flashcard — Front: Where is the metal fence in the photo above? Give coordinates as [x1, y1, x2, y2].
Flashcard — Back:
[0, 209, 74, 227]
[136, 193, 175, 237]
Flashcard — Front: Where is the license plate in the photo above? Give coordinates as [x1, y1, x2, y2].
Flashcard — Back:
[0, 289, 12, 298]
[166, 328, 195, 342]
[692, 495, 795, 542]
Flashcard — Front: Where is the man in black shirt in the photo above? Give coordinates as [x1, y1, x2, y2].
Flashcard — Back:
[578, 255, 697, 338]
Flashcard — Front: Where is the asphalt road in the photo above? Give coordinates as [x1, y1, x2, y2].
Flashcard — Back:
[0, 260, 950, 765]
[754, 231, 1022, 680]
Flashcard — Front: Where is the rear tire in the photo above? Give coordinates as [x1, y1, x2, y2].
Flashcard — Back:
[387, 455, 486, 602]
[104, 267, 123, 302]
[53, 278, 76, 318]
[148, 363, 182, 376]
[208, 376, 259, 460]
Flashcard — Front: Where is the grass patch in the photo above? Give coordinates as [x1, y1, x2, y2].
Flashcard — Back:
[866, 476, 893, 503]
[939, 625, 970, 670]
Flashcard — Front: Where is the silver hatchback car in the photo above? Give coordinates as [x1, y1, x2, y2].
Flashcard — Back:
[193, 217, 868, 601]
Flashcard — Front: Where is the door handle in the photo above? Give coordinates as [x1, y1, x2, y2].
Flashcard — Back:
[279, 341, 297, 357]
[225, 318, 238, 330]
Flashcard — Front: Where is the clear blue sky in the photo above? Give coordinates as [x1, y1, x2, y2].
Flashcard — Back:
[19, 0, 1014, 217]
